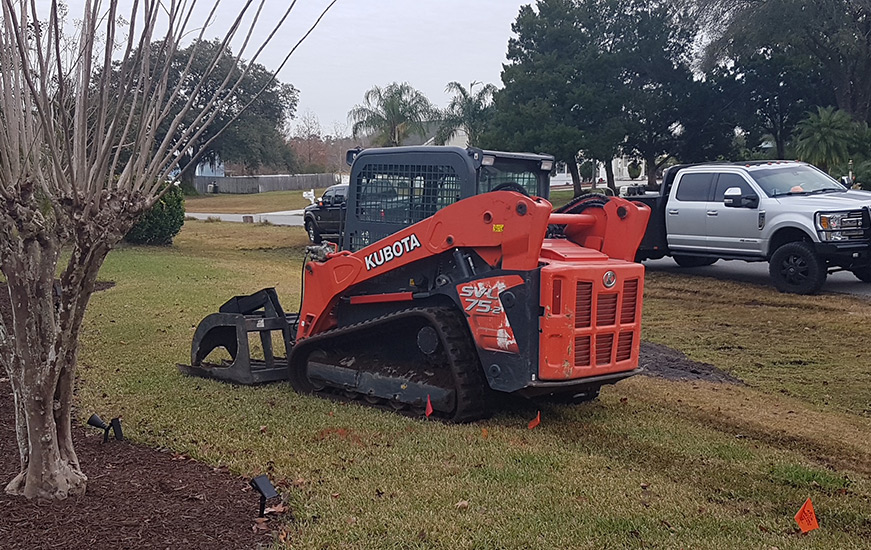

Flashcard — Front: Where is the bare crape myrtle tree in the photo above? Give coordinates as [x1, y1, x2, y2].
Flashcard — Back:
[0, 0, 335, 500]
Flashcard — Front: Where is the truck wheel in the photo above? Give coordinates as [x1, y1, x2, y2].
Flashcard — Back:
[304, 220, 321, 243]
[673, 255, 718, 268]
[850, 266, 871, 282]
[769, 242, 826, 294]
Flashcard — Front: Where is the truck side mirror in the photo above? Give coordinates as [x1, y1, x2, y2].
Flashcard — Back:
[723, 187, 758, 208]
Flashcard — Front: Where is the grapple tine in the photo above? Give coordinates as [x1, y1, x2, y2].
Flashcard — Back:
[177, 288, 295, 385]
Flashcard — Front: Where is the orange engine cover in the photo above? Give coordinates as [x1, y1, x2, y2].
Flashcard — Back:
[538, 240, 644, 381]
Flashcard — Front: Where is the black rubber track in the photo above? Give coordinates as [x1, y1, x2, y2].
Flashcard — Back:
[288, 307, 491, 423]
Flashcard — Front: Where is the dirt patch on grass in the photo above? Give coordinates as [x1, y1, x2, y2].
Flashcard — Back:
[0, 283, 278, 550]
[640, 341, 743, 384]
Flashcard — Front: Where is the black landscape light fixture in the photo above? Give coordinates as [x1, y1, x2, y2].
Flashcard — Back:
[250, 474, 279, 517]
[87, 414, 124, 443]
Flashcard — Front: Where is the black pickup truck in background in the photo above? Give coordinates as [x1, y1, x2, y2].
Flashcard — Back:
[303, 184, 348, 243]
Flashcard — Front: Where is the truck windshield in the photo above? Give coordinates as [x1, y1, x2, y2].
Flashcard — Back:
[478, 159, 547, 198]
[751, 166, 846, 197]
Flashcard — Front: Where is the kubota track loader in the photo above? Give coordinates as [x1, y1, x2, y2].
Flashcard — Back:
[179, 147, 651, 421]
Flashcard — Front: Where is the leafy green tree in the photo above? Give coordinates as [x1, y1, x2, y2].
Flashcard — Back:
[614, 0, 737, 183]
[794, 106, 855, 174]
[688, 0, 871, 122]
[483, 0, 622, 195]
[436, 81, 496, 147]
[349, 82, 435, 146]
[707, 50, 834, 159]
[152, 39, 299, 190]
[486, 0, 733, 192]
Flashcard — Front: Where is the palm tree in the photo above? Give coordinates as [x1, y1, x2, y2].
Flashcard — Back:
[793, 106, 854, 173]
[348, 83, 434, 146]
[436, 81, 496, 147]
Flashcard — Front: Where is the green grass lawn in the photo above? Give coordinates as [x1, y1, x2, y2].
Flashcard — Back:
[184, 188, 329, 214]
[77, 220, 871, 549]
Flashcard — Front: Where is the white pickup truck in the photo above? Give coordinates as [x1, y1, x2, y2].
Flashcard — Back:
[633, 161, 871, 294]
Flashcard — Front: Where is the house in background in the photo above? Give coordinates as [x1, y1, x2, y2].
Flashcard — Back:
[551, 157, 646, 186]
[197, 160, 225, 177]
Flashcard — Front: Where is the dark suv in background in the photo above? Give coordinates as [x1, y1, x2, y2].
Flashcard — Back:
[303, 184, 348, 243]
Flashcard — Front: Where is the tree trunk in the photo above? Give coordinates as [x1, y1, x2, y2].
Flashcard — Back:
[646, 154, 658, 187]
[1, 236, 87, 500]
[568, 160, 583, 197]
[604, 159, 616, 194]
[0, 194, 135, 500]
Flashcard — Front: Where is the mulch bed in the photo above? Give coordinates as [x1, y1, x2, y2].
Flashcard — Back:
[0, 389, 278, 549]
[0, 281, 740, 549]
[0, 283, 279, 550]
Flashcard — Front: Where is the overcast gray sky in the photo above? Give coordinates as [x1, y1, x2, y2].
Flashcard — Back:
[51, 1, 531, 135]
[262, 0, 530, 134]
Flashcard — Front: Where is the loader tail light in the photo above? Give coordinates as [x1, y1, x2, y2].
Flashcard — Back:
[552, 279, 563, 315]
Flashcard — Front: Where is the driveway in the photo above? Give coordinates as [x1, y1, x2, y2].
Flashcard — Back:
[643, 257, 871, 298]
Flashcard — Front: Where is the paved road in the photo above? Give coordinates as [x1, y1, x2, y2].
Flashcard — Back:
[643, 257, 871, 298]
[186, 209, 305, 226]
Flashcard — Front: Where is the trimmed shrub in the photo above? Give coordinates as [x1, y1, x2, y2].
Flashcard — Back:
[628, 161, 641, 180]
[125, 184, 185, 245]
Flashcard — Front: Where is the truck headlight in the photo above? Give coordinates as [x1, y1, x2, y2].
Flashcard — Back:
[816, 211, 864, 241]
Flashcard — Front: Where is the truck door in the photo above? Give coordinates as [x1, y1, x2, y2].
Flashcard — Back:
[666, 172, 714, 251]
[314, 187, 336, 232]
[705, 173, 763, 255]
[323, 186, 347, 234]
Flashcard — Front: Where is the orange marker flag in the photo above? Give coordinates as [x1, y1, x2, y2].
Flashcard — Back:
[795, 498, 819, 533]
[425, 395, 433, 418]
[528, 411, 541, 429]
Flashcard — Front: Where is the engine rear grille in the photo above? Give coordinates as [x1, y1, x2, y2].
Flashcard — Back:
[574, 335, 591, 367]
[570, 277, 641, 371]
[621, 279, 638, 324]
[597, 294, 618, 326]
[595, 334, 613, 365]
[616, 332, 633, 362]
[575, 282, 592, 328]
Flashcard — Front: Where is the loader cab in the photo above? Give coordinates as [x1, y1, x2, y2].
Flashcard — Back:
[342, 146, 554, 251]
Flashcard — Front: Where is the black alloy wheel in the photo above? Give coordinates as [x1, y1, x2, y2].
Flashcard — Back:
[768, 241, 826, 294]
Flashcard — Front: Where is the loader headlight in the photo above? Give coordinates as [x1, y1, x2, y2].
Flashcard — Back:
[816, 211, 864, 241]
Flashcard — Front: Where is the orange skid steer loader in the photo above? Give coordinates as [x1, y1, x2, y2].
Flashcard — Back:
[179, 147, 650, 421]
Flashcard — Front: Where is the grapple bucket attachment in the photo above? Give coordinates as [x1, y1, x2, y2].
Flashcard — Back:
[177, 288, 297, 385]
